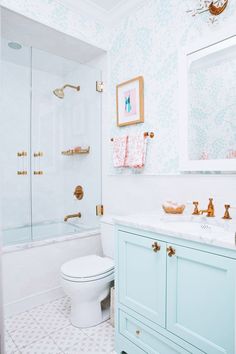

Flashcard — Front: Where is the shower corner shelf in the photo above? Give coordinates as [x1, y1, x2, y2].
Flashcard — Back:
[61, 147, 90, 156]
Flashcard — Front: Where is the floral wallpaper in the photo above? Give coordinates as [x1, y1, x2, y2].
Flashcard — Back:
[107, 0, 236, 174]
[1, 0, 236, 174]
[189, 55, 236, 161]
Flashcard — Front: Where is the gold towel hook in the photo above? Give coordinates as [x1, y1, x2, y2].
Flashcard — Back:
[110, 131, 154, 142]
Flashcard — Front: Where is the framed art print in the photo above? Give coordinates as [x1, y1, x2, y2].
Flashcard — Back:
[116, 76, 144, 127]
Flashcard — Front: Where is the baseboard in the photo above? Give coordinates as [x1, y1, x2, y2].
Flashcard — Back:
[4, 286, 64, 317]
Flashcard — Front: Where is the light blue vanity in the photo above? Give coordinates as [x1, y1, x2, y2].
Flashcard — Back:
[115, 215, 236, 354]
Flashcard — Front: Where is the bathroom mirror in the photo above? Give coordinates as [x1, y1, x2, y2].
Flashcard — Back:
[179, 32, 236, 172]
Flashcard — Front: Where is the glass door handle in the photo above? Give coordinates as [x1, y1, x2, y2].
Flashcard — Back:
[17, 171, 27, 175]
[17, 151, 28, 175]
[17, 151, 27, 157]
[34, 152, 43, 157]
[33, 151, 44, 174]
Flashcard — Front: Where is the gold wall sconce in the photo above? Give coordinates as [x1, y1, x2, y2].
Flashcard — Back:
[187, 0, 228, 23]
[74, 185, 84, 200]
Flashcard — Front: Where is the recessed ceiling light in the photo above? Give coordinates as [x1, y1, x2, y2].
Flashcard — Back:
[8, 42, 22, 50]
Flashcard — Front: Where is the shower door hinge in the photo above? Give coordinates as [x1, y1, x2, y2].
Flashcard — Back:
[96, 81, 104, 93]
[96, 204, 104, 216]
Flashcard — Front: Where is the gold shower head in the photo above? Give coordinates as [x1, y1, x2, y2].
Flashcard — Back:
[53, 84, 80, 99]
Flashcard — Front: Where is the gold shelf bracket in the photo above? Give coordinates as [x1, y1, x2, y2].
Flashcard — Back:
[61, 147, 90, 156]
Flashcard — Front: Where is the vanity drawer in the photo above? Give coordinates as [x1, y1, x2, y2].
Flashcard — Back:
[119, 311, 190, 354]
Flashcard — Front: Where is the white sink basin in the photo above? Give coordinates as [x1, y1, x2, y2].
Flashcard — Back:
[161, 218, 234, 243]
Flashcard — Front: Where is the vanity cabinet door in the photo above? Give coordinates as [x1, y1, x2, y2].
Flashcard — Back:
[166, 244, 236, 354]
[118, 231, 166, 327]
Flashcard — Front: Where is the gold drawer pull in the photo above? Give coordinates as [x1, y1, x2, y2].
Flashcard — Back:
[152, 242, 161, 252]
[17, 171, 27, 175]
[136, 329, 141, 336]
[167, 246, 176, 257]
[34, 171, 43, 175]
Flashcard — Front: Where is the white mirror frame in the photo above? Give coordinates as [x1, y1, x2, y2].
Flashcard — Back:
[179, 29, 236, 172]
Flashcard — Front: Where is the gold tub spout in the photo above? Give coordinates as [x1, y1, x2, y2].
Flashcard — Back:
[64, 212, 82, 222]
[199, 198, 215, 217]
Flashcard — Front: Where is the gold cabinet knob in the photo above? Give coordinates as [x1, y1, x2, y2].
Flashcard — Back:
[136, 329, 140, 336]
[152, 242, 161, 252]
[167, 246, 176, 257]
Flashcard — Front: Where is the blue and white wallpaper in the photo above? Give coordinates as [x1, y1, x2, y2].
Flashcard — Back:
[189, 54, 236, 161]
[107, 0, 236, 174]
[1, 0, 236, 174]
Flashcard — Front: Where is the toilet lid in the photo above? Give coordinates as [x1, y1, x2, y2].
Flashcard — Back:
[61, 255, 114, 279]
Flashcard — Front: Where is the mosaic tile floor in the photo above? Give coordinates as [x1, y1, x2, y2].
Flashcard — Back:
[4, 296, 115, 353]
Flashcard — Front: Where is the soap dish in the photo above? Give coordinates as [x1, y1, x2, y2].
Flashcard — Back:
[162, 202, 185, 214]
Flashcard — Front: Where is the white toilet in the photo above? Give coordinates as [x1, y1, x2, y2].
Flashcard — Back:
[61, 217, 114, 328]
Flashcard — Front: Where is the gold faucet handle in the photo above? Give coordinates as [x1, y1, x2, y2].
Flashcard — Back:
[192, 201, 200, 215]
[222, 204, 232, 220]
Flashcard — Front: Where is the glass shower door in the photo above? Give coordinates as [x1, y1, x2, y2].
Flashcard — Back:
[0, 39, 32, 245]
[31, 48, 102, 240]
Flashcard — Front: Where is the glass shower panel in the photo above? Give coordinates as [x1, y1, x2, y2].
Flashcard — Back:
[31, 48, 102, 240]
[0, 39, 32, 245]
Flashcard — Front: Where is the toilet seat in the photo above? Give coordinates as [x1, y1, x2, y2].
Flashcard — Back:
[61, 255, 114, 283]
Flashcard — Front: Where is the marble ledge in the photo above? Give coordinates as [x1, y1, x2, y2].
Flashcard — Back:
[3, 228, 100, 254]
[113, 213, 236, 252]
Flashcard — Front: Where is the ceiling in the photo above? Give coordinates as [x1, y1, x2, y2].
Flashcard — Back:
[1, 8, 105, 66]
[88, 0, 124, 11]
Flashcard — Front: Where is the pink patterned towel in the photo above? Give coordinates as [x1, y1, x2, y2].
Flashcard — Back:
[125, 133, 147, 168]
[113, 136, 128, 167]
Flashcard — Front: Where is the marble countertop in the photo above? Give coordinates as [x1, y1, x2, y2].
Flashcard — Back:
[113, 212, 236, 251]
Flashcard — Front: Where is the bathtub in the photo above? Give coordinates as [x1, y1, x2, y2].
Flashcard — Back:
[2, 221, 102, 315]
[2, 220, 98, 250]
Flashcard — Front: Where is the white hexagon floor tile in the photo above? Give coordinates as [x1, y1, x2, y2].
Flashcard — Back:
[30, 304, 70, 335]
[81, 321, 115, 353]
[4, 333, 19, 354]
[9, 321, 47, 350]
[50, 324, 88, 351]
[19, 336, 62, 354]
[5, 311, 35, 333]
[52, 296, 71, 317]
[4, 296, 115, 353]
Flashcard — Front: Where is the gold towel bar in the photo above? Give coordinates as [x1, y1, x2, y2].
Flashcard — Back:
[110, 132, 154, 142]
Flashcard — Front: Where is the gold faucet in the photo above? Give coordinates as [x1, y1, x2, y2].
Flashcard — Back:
[192, 201, 200, 215]
[199, 198, 215, 217]
[222, 204, 232, 220]
[64, 212, 82, 222]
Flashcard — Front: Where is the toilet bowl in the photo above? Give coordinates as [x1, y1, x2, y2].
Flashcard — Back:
[61, 216, 115, 328]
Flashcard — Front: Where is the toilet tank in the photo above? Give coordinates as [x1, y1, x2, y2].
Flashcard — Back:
[100, 216, 115, 259]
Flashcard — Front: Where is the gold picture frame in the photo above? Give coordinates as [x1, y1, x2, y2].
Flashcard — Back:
[116, 76, 144, 127]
